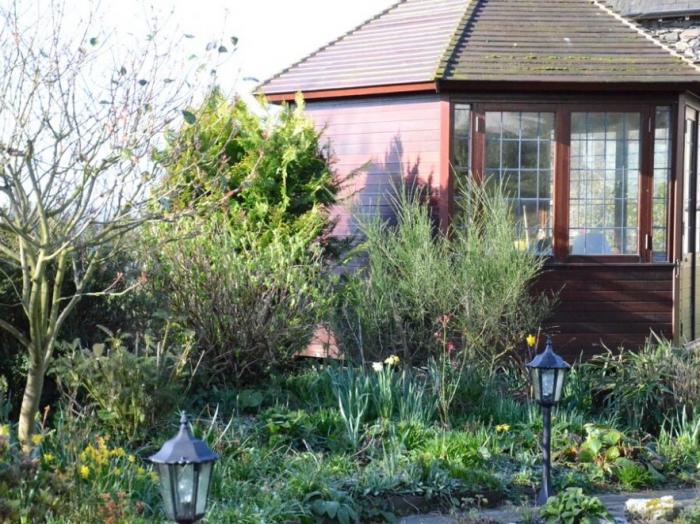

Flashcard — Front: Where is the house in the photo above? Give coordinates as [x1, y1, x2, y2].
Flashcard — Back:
[259, 0, 700, 358]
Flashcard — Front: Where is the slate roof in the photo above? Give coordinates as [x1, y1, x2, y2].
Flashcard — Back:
[606, 0, 700, 18]
[259, 0, 700, 96]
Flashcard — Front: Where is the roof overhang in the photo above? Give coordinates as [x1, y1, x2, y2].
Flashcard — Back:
[260, 81, 439, 103]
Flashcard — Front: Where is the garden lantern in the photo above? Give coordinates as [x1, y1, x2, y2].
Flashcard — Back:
[526, 336, 570, 505]
[149, 412, 219, 523]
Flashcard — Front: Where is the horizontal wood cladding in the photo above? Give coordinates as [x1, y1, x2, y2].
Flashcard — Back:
[535, 263, 674, 359]
[306, 95, 443, 239]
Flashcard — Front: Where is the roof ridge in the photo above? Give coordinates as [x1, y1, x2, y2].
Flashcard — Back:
[257, 0, 408, 93]
[591, 0, 700, 74]
[434, 0, 479, 79]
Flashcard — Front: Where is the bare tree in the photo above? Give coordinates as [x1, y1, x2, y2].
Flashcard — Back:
[0, 1, 223, 451]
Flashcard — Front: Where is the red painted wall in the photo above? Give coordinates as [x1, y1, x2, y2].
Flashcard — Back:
[305, 95, 443, 239]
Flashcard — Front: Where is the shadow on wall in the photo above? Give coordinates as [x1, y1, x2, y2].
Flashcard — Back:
[347, 134, 435, 235]
[332, 134, 434, 271]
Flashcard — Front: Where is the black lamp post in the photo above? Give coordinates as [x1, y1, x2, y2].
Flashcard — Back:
[149, 412, 219, 523]
[526, 336, 570, 505]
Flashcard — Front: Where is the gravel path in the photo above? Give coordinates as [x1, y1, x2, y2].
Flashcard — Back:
[398, 488, 699, 523]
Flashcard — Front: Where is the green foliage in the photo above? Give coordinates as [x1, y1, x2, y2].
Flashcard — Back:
[153, 217, 330, 384]
[539, 488, 610, 524]
[585, 334, 700, 433]
[332, 181, 551, 373]
[0, 413, 161, 523]
[160, 90, 339, 245]
[614, 457, 653, 490]
[52, 326, 193, 442]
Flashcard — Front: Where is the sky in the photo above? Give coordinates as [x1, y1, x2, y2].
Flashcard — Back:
[90, 0, 397, 95]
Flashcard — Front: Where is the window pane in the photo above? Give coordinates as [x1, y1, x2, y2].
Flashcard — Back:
[569, 112, 641, 255]
[452, 104, 471, 171]
[653, 107, 671, 261]
[484, 111, 555, 254]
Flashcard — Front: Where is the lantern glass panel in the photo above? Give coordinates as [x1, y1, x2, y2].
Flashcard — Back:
[175, 464, 196, 521]
[196, 462, 213, 515]
[529, 367, 541, 400]
[554, 369, 566, 403]
[157, 464, 176, 520]
[541, 369, 555, 401]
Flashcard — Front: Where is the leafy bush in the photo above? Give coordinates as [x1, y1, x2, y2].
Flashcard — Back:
[159, 89, 340, 246]
[332, 182, 551, 373]
[585, 334, 700, 432]
[539, 488, 610, 524]
[52, 326, 193, 441]
[150, 90, 340, 385]
[153, 218, 331, 384]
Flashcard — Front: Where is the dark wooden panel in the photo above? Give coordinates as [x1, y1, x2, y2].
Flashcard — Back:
[537, 263, 673, 358]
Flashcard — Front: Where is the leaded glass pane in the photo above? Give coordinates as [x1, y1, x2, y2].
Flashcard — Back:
[569, 112, 641, 255]
[484, 111, 555, 255]
[653, 107, 671, 261]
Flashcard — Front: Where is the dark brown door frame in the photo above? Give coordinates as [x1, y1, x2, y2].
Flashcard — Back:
[676, 93, 700, 342]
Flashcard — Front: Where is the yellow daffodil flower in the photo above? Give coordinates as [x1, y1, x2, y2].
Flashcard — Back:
[43, 452, 55, 463]
[496, 424, 511, 433]
[79, 465, 90, 479]
[383, 355, 400, 366]
[526, 334, 536, 348]
[31, 434, 44, 446]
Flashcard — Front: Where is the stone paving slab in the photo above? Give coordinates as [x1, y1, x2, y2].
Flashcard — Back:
[399, 488, 699, 524]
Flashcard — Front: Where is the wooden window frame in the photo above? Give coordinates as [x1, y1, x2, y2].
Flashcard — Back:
[454, 100, 675, 264]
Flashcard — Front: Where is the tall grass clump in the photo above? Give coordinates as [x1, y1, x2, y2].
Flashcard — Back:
[332, 180, 552, 374]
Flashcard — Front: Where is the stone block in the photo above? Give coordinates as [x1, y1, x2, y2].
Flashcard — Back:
[625, 496, 680, 522]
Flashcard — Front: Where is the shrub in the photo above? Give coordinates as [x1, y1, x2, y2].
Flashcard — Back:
[332, 182, 552, 373]
[159, 89, 340, 247]
[584, 333, 700, 433]
[52, 326, 193, 441]
[539, 488, 610, 524]
[154, 218, 331, 384]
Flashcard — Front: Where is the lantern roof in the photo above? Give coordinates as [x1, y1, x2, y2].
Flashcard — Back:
[526, 337, 571, 370]
[149, 412, 219, 465]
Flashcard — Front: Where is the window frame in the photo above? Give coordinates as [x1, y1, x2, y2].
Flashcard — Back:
[452, 99, 674, 264]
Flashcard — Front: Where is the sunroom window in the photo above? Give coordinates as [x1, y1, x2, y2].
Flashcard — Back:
[484, 111, 555, 255]
[451, 103, 673, 262]
[653, 107, 671, 262]
[569, 112, 640, 256]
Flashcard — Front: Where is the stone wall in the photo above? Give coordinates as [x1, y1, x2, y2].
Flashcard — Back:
[637, 18, 700, 63]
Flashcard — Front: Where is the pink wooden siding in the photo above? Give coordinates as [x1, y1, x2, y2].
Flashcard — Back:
[305, 95, 443, 238]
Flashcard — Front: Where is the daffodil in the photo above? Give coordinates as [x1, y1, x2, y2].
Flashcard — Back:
[496, 424, 511, 433]
[127, 454, 136, 463]
[31, 434, 44, 446]
[372, 362, 383, 372]
[526, 334, 536, 348]
[79, 465, 90, 479]
[384, 355, 400, 366]
[43, 452, 55, 463]
[110, 447, 125, 458]
[150, 471, 159, 483]
[0, 425, 9, 438]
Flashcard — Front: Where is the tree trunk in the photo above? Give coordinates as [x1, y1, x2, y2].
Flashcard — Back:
[18, 361, 45, 453]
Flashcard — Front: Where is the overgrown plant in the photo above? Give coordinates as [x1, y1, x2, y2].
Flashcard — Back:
[585, 333, 700, 432]
[333, 180, 551, 375]
[52, 325, 195, 441]
[154, 217, 330, 383]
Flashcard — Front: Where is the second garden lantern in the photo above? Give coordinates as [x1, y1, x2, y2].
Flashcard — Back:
[526, 336, 570, 504]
